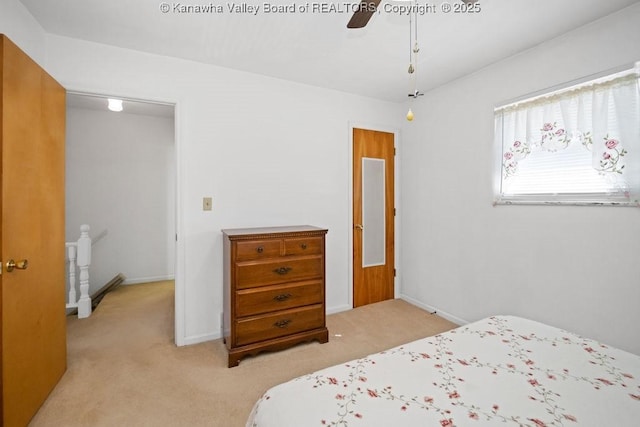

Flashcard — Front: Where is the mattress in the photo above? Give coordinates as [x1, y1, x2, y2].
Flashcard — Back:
[247, 315, 640, 426]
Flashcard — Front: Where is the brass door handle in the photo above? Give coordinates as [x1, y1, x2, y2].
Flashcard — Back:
[354, 224, 363, 230]
[6, 259, 28, 272]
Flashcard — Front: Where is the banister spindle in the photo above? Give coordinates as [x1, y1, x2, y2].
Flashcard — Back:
[76, 224, 92, 319]
[67, 244, 77, 307]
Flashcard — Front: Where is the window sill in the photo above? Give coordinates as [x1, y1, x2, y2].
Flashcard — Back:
[493, 198, 639, 207]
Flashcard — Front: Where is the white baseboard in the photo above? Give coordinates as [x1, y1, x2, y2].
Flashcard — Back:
[326, 304, 351, 315]
[122, 275, 175, 285]
[178, 299, 465, 347]
[182, 331, 221, 346]
[398, 294, 469, 326]
[179, 304, 353, 347]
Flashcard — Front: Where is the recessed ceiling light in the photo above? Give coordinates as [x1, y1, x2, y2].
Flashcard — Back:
[107, 98, 123, 112]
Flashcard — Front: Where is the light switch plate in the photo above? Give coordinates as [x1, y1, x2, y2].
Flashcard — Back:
[203, 197, 212, 211]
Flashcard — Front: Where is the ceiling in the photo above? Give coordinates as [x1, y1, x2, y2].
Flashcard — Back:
[21, 0, 639, 103]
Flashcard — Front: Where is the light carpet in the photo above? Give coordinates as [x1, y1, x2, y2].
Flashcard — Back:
[30, 281, 457, 426]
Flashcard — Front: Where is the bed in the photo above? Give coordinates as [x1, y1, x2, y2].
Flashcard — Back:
[246, 315, 640, 426]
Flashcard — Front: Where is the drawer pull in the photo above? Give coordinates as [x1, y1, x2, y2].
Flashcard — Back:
[256, 246, 264, 253]
[273, 266, 292, 275]
[301, 243, 307, 250]
[274, 319, 291, 328]
[273, 293, 292, 302]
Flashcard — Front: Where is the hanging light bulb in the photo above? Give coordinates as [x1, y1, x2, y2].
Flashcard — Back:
[406, 109, 414, 121]
[405, 0, 420, 121]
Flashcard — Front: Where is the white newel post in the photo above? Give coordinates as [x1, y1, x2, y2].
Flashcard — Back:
[76, 224, 92, 319]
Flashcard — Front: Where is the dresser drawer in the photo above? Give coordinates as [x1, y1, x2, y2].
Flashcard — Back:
[236, 256, 322, 289]
[235, 239, 281, 261]
[236, 280, 323, 317]
[235, 304, 324, 346]
[284, 236, 323, 256]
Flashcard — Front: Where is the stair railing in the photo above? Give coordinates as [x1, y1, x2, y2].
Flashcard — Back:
[66, 224, 92, 318]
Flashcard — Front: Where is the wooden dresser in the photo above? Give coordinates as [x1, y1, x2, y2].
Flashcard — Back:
[222, 225, 329, 367]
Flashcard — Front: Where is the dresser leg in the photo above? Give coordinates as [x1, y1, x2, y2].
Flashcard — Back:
[228, 355, 241, 368]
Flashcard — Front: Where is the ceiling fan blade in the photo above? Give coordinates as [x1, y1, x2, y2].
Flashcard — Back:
[347, 0, 382, 29]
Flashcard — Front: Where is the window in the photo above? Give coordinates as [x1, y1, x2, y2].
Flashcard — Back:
[494, 64, 640, 206]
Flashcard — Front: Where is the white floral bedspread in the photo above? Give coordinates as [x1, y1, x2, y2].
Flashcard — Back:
[247, 316, 640, 426]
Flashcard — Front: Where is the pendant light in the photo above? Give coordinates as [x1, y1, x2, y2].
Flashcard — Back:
[406, 0, 422, 121]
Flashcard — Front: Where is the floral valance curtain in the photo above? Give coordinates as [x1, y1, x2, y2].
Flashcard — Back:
[496, 71, 640, 204]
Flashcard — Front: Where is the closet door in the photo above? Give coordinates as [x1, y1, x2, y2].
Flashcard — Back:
[352, 128, 395, 307]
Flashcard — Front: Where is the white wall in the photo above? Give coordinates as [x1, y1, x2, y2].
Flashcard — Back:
[37, 33, 401, 344]
[0, 0, 46, 66]
[6, 0, 637, 354]
[66, 107, 175, 292]
[400, 4, 640, 355]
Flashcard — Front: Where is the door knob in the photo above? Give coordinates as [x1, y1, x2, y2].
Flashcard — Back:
[354, 224, 363, 230]
[6, 259, 28, 272]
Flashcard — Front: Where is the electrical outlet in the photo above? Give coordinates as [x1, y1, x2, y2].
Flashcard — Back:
[203, 197, 212, 211]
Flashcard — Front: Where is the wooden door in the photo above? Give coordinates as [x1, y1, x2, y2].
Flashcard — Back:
[0, 35, 67, 426]
[352, 128, 394, 307]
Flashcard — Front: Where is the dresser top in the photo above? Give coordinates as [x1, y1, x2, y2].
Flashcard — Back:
[222, 225, 327, 239]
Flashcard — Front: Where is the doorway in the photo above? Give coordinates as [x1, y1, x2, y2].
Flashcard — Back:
[352, 127, 395, 307]
[65, 93, 177, 331]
